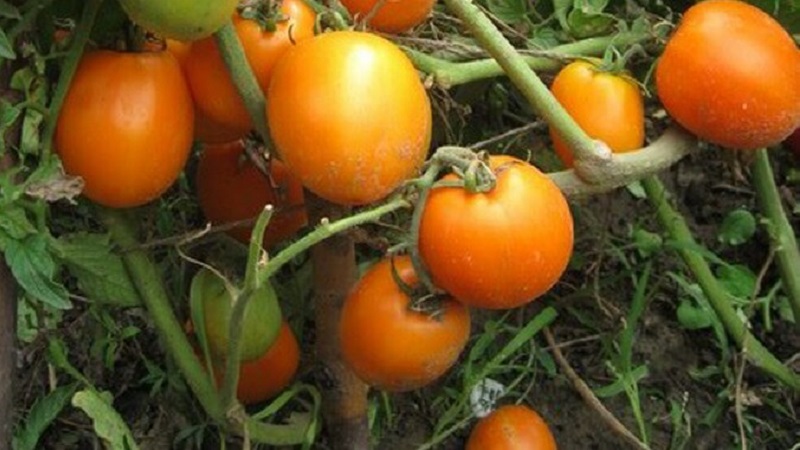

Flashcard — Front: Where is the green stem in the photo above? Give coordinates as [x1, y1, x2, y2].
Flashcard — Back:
[405, 31, 652, 88]
[641, 176, 800, 391]
[214, 22, 272, 146]
[752, 149, 800, 325]
[102, 209, 310, 445]
[99, 209, 224, 420]
[259, 196, 412, 283]
[441, 0, 611, 179]
[41, 0, 104, 159]
[547, 126, 697, 197]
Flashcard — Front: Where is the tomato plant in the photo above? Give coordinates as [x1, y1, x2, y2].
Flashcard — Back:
[550, 60, 644, 167]
[117, 0, 238, 41]
[655, 0, 800, 150]
[419, 155, 574, 309]
[466, 405, 557, 450]
[196, 140, 307, 247]
[192, 268, 282, 362]
[340, 0, 436, 33]
[339, 256, 470, 392]
[267, 31, 432, 205]
[185, 1, 316, 142]
[55, 49, 193, 208]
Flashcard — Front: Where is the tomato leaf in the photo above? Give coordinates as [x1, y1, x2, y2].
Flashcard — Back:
[0, 28, 15, 60]
[13, 383, 78, 450]
[71, 389, 140, 450]
[746, 0, 800, 33]
[0, 203, 36, 243]
[485, 0, 529, 24]
[676, 299, 713, 330]
[0, 1, 20, 19]
[717, 208, 756, 246]
[715, 264, 756, 301]
[51, 233, 140, 307]
[6, 235, 71, 310]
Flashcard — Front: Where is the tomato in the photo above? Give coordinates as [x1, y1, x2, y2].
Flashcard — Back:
[118, 0, 238, 41]
[340, 0, 435, 33]
[196, 140, 307, 247]
[165, 39, 191, 67]
[55, 50, 193, 208]
[550, 61, 644, 167]
[192, 268, 282, 362]
[419, 155, 573, 309]
[268, 31, 432, 205]
[655, 0, 800, 150]
[466, 405, 557, 450]
[185, 2, 316, 141]
[340, 256, 470, 392]
[189, 321, 300, 405]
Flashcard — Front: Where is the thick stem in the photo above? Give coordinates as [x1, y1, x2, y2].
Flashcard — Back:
[752, 149, 800, 325]
[306, 193, 370, 450]
[214, 22, 272, 146]
[442, 0, 611, 178]
[641, 176, 800, 391]
[100, 209, 224, 418]
[405, 31, 652, 88]
[548, 126, 697, 197]
[41, 0, 104, 159]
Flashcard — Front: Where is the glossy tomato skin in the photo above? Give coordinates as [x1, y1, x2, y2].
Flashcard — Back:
[118, 0, 238, 41]
[165, 39, 191, 67]
[655, 0, 800, 150]
[340, 0, 435, 33]
[419, 156, 573, 309]
[466, 405, 557, 450]
[185, 2, 316, 141]
[268, 31, 432, 205]
[340, 256, 471, 392]
[196, 141, 307, 247]
[55, 50, 193, 208]
[550, 61, 644, 167]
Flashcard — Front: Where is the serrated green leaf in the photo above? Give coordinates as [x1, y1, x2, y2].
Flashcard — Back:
[72, 389, 140, 450]
[485, 0, 529, 23]
[0, 99, 21, 153]
[13, 384, 78, 450]
[0, 204, 35, 242]
[567, 8, 615, 38]
[632, 227, 663, 257]
[52, 233, 140, 307]
[0, 28, 15, 60]
[676, 299, 713, 330]
[715, 264, 756, 300]
[6, 235, 71, 310]
[718, 208, 756, 246]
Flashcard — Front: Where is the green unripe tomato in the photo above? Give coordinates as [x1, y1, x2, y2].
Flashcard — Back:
[118, 0, 238, 41]
[191, 268, 282, 362]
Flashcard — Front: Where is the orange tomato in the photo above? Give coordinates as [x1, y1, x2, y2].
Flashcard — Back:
[466, 405, 557, 450]
[655, 0, 800, 150]
[340, 256, 470, 392]
[185, 2, 316, 141]
[267, 31, 432, 205]
[419, 156, 573, 309]
[195, 140, 306, 247]
[55, 50, 193, 208]
[550, 60, 644, 167]
[223, 321, 300, 405]
[340, 0, 436, 33]
[165, 39, 191, 67]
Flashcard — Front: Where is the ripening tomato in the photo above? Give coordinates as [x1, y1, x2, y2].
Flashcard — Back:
[196, 140, 307, 246]
[550, 61, 644, 167]
[193, 268, 282, 362]
[340, 256, 470, 392]
[55, 50, 193, 208]
[268, 31, 432, 205]
[118, 0, 238, 41]
[419, 155, 573, 309]
[340, 0, 436, 33]
[466, 405, 557, 450]
[185, 2, 316, 141]
[655, 0, 800, 150]
[165, 39, 191, 67]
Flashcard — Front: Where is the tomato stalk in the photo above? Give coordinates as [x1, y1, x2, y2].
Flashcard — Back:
[641, 176, 800, 391]
[441, 0, 612, 182]
[751, 149, 800, 326]
[214, 21, 272, 146]
[404, 30, 655, 89]
[100, 208, 313, 445]
[41, 0, 105, 159]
